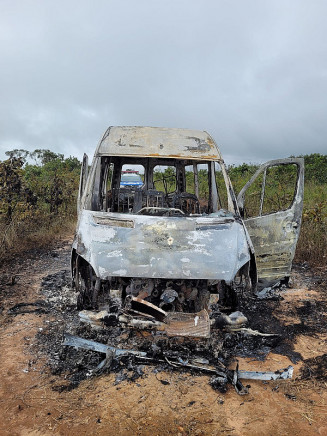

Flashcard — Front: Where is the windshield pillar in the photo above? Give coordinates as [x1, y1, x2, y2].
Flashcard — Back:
[209, 161, 218, 212]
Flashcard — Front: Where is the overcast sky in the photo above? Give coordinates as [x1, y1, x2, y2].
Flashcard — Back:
[0, 0, 326, 165]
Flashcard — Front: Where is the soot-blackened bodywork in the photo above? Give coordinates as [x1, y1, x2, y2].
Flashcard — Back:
[71, 127, 304, 335]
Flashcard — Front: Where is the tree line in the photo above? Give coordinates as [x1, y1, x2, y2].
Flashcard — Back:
[0, 149, 326, 264]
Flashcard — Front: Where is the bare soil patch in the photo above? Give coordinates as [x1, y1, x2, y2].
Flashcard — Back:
[1, 241, 327, 436]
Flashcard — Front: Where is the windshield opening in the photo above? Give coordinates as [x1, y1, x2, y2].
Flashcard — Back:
[86, 156, 232, 216]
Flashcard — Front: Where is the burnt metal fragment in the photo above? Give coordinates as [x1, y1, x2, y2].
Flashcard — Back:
[62, 332, 294, 395]
[237, 365, 293, 381]
[127, 296, 167, 322]
[62, 332, 147, 357]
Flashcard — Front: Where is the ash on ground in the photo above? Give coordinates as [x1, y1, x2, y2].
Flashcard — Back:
[35, 265, 327, 392]
[301, 354, 327, 381]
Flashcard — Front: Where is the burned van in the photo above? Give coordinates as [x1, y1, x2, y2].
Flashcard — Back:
[71, 127, 304, 337]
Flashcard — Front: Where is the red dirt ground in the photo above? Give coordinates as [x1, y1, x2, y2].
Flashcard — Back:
[0, 240, 326, 436]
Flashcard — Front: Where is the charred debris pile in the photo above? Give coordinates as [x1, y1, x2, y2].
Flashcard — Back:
[32, 270, 309, 395]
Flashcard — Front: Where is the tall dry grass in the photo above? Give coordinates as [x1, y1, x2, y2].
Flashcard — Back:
[295, 181, 327, 267]
[0, 213, 76, 263]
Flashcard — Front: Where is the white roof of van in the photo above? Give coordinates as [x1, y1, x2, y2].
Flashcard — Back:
[96, 126, 222, 161]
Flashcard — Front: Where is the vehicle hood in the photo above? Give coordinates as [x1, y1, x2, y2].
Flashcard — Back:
[74, 210, 251, 282]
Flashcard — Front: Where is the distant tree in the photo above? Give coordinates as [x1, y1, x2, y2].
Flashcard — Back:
[64, 156, 81, 172]
[0, 157, 36, 223]
[24, 155, 80, 215]
[5, 149, 30, 164]
[30, 149, 64, 166]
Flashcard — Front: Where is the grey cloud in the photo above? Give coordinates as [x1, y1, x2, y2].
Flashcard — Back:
[0, 0, 326, 165]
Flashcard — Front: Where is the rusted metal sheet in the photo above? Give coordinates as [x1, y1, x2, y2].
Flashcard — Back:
[76, 210, 250, 281]
[97, 126, 222, 161]
[165, 309, 210, 338]
[128, 296, 167, 322]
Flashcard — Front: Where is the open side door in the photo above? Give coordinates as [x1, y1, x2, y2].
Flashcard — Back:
[77, 153, 89, 215]
[237, 158, 304, 286]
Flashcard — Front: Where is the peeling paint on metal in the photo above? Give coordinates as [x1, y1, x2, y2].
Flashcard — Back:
[237, 158, 304, 282]
[97, 126, 222, 161]
[75, 210, 250, 281]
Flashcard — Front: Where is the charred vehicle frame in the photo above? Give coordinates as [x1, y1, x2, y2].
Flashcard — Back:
[71, 126, 304, 337]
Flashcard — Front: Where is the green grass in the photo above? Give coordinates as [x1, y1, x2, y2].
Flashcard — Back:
[295, 181, 327, 266]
